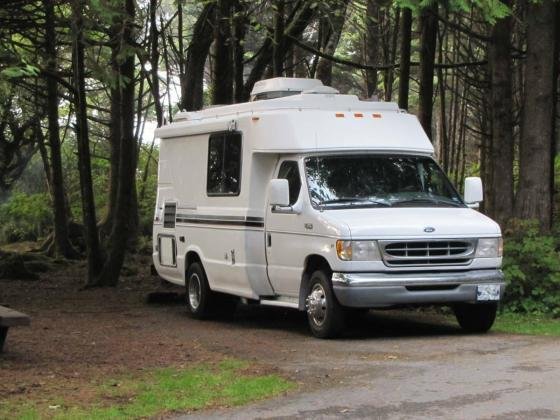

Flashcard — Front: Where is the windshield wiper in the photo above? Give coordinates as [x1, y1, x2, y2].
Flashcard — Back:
[392, 198, 462, 207]
[319, 198, 391, 207]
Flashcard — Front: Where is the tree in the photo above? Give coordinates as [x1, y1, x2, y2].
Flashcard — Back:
[487, 0, 514, 226]
[241, 1, 316, 101]
[418, 3, 438, 139]
[514, 0, 557, 230]
[43, 0, 78, 259]
[364, 0, 380, 97]
[315, 0, 349, 86]
[94, 0, 137, 286]
[179, 2, 216, 111]
[397, 7, 412, 109]
[212, 0, 234, 104]
[272, 0, 285, 76]
[71, 0, 103, 284]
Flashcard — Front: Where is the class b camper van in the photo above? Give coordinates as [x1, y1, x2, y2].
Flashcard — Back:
[153, 78, 504, 338]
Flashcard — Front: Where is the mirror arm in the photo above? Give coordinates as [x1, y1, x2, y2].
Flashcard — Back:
[466, 202, 480, 209]
[271, 201, 302, 214]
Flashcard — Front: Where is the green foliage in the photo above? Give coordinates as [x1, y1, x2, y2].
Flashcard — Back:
[0, 64, 40, 79]
[0, 359, 294, 419]
[0, 192, 52, 243]
[137, 146, 159, 235]
[395, 0, 510, 23]
[501, 220, 560, 317]
[494, 312, 560, 336]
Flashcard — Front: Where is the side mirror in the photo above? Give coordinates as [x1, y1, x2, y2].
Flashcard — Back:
[269, 179, 290, 207]
[464, 177, 483, 207]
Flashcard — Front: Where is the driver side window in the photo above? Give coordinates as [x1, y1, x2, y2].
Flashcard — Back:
[277, 161, 301, 206]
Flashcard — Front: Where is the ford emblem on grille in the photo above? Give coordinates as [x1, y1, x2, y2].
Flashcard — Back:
[424, 226, 436, 233]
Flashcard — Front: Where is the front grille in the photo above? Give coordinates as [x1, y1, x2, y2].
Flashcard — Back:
[380, 240, 476, 267]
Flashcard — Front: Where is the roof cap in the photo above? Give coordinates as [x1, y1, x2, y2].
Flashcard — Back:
[250, 77, 324, 96]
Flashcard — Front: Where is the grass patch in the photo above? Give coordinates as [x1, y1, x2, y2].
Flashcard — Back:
[0, 359, 294, 419]
[494, 312, 560, 336]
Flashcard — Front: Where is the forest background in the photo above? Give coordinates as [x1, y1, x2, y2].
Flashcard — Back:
[0, 0, 558, 315]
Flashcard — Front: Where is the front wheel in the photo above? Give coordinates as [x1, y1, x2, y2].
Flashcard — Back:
[306, 270, 345, 338]
[453, 302, 498, 333]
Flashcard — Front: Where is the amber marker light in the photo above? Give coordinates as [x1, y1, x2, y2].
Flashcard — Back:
[336, 240, 353, 261]
[354, 113, 364, 118]
[335, 113, 345, 118]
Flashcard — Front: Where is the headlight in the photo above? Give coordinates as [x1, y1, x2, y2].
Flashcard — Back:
[336, 240, 381, 261]
[475, 238, 503, 258]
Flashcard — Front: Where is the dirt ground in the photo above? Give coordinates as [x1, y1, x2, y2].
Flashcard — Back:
[0, 255, 288, 412]
[2, 257, 560, 419]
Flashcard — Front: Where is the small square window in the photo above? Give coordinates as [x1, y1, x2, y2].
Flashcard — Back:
[207, 132, 242, 196]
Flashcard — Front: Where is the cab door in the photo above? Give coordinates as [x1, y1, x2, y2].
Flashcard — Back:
[265, 158, 304, 296]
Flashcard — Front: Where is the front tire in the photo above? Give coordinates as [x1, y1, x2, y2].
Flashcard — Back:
[306, 270, 345, 338]
[454, 302, 498, 333]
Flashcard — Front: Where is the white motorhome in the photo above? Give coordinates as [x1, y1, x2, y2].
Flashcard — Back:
[153, 78, 504, 338]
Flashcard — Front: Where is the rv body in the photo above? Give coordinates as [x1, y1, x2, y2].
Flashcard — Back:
[153, 78, 504, 338]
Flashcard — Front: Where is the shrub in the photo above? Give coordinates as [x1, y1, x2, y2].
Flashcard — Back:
[502, 220, 560, 317]
[0, 192, 52, 243]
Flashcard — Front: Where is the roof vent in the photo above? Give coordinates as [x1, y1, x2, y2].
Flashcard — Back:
[250, 77, 325, 101]
[302, 85, 339, 94]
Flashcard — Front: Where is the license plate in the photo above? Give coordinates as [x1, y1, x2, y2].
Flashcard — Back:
[477, 284, 501, 301]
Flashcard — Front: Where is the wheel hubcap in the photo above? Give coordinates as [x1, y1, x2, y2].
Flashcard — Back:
[306, 283, 327, 326]
[188, 274, 202, 310]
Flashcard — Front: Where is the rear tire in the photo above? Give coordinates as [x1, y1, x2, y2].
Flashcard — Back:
[186, 262, 237, 319]
[306, 270, 345, 338]
[185, 262, 213, 319]
[454, 302, 498, 333]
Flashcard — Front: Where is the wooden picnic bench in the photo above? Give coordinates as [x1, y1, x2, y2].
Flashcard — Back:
[0, 306, 30, 352]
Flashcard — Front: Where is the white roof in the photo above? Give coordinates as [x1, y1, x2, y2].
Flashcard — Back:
[157, 92, 434, 155]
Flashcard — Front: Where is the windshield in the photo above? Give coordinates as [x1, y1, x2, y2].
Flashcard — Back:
[304, 155, 464, 209]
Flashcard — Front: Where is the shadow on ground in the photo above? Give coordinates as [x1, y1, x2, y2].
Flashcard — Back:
[176, 302, 463, 340]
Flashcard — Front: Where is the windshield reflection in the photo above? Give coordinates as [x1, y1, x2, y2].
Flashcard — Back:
[304, 155, 464, 209]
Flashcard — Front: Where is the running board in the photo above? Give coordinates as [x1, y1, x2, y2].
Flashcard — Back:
[259, 297, 299, 309]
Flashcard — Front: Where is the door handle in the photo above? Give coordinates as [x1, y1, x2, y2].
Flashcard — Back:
[267, 233, 272, 247]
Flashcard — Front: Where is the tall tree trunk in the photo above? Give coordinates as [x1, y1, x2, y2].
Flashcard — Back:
[233, 0, 246, 102]
[100, 23, 123, 237]
[365, 0, 380, 97]
[418, 4, 438, 139]
[212, 0, 234, 104]
[179, 3, 215, 111]
[398, 7, 412, 110]
[488, 3, 514, 226]
[315, 0, 349, 86]
[138, 0, 164, 203]
[272, 0, 285, 77]
[552, 4, 559, 209]
[437, 66, 449, 170]
[383, 8, 399, 101]
[150, 0, 163, 126]
[44, 0, 77, 259]
[96, 0, 137, 286]
[514, 0, 556, 230]
[71, 0, 103, 285]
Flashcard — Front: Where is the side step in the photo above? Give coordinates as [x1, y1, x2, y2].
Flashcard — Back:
[259, 296, 299, 309]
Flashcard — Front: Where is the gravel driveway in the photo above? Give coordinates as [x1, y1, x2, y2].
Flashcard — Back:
[179, 307, 560, 419]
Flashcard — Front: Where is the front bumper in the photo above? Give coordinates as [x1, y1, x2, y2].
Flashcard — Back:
[332, 269, 505, 308]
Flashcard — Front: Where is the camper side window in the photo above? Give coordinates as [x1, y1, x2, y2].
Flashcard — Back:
[277, 161, 301, 205]
[207, 132, 242, 196]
